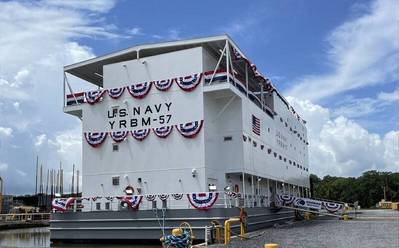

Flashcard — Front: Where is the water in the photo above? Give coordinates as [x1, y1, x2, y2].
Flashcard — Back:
[0, 227, 160, 248]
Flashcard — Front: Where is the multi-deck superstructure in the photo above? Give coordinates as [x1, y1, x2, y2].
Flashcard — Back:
[51, 35, 310, 243]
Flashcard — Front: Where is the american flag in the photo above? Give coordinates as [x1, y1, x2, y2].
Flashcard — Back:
[252, 115, 260, 135]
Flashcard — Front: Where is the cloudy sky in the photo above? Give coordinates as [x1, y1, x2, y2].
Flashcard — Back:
[0, 0, 398, 195]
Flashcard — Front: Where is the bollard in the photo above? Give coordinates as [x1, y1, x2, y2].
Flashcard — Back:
[264, 244, 279, 248]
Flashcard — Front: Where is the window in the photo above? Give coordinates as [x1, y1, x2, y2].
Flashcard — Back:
[112, 143, 119, 151]
[253, 141, 257, 147]
[224, 136, 233, 141]
[279, 155, 282, 160]
[274, 152, 277, 157]
[105, 202, 110, 210]
[96, 202, 101, 210]
[261, 145, 264, 150]
[284, 158, 287, 162]
[268, 149, 272, 154]
[112, 176, 120, 186]
[293, 162, 296, 166]
[289, 160, 292, 164]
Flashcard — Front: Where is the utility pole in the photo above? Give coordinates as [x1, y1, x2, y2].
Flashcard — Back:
[60, 162, 63, 195]
[35, 156, 38, 195]
[76, 170, 80, 196]
[45, 169, 49, 195]
[71, 164, 75, 196]
[39, 164, 43, 195]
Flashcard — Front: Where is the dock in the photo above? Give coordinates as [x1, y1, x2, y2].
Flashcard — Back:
[0, 213, 50, 230]
[213, 209, 399, 248]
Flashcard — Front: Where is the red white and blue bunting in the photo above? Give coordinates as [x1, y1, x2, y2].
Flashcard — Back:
[51, 197, 75, 212]
[120, 195, 143, 209]
[110, 131, 128, 143]
[131, 129, 150, 141]
[108, 87, 125, 99]
[171, 193, 183, 200]
[153, 126, 173, 138]
[277, 194, 296, 205]
[154, 79, 174, 91]
[85, 90, 105, 104]
[322, 201, 343, 213]
[127, 82, 152, 99]
[145, 194, 156, 201]
[187, 192, 219, 210]
[203, 70, 228, 84]
[176, 73, 202, 92]
[158, 194, 169, 201]
[224, 191, 240, 198]
[277, 194, 343, 213]
[84, 132, 107, 148]
[84, 120, 203, 147]
[176, 120, 203, 138]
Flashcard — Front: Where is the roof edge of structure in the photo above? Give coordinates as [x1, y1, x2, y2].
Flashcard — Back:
[64, 34, 232, 72]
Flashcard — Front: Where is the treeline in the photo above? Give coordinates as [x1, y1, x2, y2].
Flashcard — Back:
[310, 170, 399, 208]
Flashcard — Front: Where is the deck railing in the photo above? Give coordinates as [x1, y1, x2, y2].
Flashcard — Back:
[54, 192, 273, 213]
[0, 213, 50, 222]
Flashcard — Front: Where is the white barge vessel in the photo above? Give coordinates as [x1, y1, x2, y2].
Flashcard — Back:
[51, 35, 311, 243]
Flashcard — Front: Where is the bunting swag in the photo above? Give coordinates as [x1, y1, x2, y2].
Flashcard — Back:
[158, 194, 169, 201]
[176, 73, 202, 92]
[224, 191, 239, 198]
[187, 192, 219, 210]
[203, 70, 228, 84]
[277, 194, 296, 205]
[153, 126, 173, 138]
[127, 82, 152, 99]
[154, 79, 173, 91]
[108, 87, 125, 99]
[131, 129, 150, 141]
[110, 131, 128, 143]
[85, 90, 105, 104]
[176, 120, 203, 138]
[145, 194, 156, 201]
[120, 195, 143, 209]
[323, 202, 343, 213]
[52, 198, 75, 212]
[84, 132, 107, 148]
[171, 193, 183, 200]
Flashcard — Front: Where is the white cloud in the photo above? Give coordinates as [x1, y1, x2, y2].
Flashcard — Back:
[43, 0, 116, 13]
[286, 0, 399, 102]
[15, 169, 27, 177]
[332, 96, 389, 118]
[35, 134, 47, 147]
[48, 126, 82, 171]
[126, 27, 143, 36]
[378, 88, 399, 102]
[287, 96, 399, 176]
[0, 127, 13, 138]
[0, 162, 8, 172]
[0, 0, 117, 194]
[13, 102, 20, 111]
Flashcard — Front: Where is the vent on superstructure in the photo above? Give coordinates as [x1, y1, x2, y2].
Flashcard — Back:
[224, 136, 233, 141]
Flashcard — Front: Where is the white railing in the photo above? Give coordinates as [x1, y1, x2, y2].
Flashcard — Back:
[53, 191, 273, 213]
